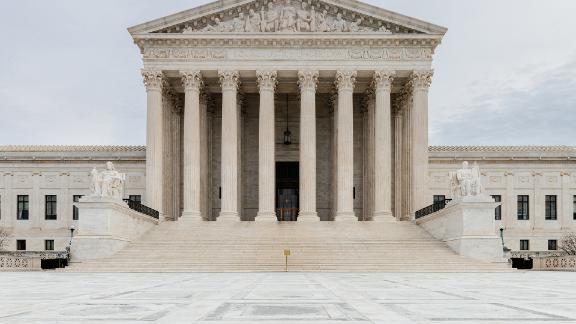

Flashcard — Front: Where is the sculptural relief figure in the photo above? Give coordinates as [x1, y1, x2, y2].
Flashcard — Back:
[245, 8, 261, 32]
[232, 13, 246, 32]
[309, 6, 317, 32]
[203, 17, 225, 32]
[264, 2, 279, 32]
[89, 162, 126, 200]
[450, 161, 485, 201]
[349, 18, 371, 32]
[296, 2, 312, 32]
[331, 12, 348, 32]
[316, 9, 329, 32]
[279, 0, 297, 32]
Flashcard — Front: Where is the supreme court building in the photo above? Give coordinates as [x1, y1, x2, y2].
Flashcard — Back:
[132, 0, 445, 222]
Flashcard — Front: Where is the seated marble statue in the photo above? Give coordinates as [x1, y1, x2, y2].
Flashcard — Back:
[449, 161, 487, 202]
[89, 162, 126, 200]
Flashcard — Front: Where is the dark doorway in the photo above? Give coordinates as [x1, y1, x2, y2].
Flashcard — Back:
[276, 162, 299, 221]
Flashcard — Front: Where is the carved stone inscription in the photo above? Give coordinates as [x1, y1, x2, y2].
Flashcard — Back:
[144, 47, 432, 61]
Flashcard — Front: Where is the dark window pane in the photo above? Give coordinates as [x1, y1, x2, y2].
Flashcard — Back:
[492, 195, 502, 220]
[45, 195, 57, 220]
[16, 240, 26, 251]
[545, 195, 557, 220]
[17, 195, 29, 220]
[45, 240, 54, 251]
[520, 240, 529, 251]
[517, 195, 529, 220]
[548, 240, 557, 251]
[73, 195, 83, 220]
[129, 195, 142, 203]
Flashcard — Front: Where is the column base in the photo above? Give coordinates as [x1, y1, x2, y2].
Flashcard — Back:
[255, 211, 277, 222]
[372, 211, 393, 222]
[218, 211, 239, 221]
[335, 212, 357, 222]
[298, 211, 319, 222]
[181, 211, 202, 220]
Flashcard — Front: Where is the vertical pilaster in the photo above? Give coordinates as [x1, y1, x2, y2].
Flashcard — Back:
[561, 172, 572, 230]
[256, 70, 277, 221]
[372, 70, 395, 220]
[335, 70, 357, 221]
[181, 71, 203, 220]
[410, 70, 433, 217]
[218, 70, 241, 221]
[533, 172, 542, 230]
[142, 70, 165, 218]
[298, 70, 320, 221]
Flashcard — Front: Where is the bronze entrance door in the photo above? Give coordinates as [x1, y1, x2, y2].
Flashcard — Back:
[276, 162, 299, 221]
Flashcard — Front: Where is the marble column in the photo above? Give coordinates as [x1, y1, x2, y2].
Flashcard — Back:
[335, 70, 357, 221]
[142, 70, 165, 217]
[410, 70, 433, 216]
[256, 70, 277, 221]
[372, 70, 395, 220]
[393, 104, 403, 221]
[218, 70, 240, 221]
[298, 70, 320, 221]
[181, 71, 203, 220]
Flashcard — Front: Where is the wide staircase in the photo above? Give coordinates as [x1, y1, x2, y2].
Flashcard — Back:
[66, 218, 510, 272]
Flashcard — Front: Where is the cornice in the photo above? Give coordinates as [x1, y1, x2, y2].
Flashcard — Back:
[0, 145, 146, 153]
[429, 146, 576, 153]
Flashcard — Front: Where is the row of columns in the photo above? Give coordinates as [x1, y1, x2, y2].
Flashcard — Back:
[142, 69, 432, 221]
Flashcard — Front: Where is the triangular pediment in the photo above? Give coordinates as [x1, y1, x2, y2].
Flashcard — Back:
[129, 0, 447, 36]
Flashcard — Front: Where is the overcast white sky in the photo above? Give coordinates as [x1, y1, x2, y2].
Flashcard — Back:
[0, 0, 575, 146]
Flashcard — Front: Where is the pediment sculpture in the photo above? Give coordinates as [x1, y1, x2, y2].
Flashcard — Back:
[182, 0, 392, 34]
[89, 162, 126, 200]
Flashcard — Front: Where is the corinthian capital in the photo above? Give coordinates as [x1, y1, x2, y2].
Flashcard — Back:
[335, 70, 357, 92]
[218, 70, 240, 91]
[142, 70, 165, 91]
[181, 70, 203, 91]
[256, 70, 277, 92]
[410, 70, 434, 90]
[297, 70, 319, 92]
[373, 70, 395, 92]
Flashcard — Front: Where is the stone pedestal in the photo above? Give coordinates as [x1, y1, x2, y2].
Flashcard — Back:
[71, 196, 158, 262]
[416, 196, 506, 263]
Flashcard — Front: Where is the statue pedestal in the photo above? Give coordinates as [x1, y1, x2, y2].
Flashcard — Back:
[416, 196, 506, 263]
[71, 196, 159, 263]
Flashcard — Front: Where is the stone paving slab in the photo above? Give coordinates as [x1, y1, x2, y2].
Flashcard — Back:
[0, 272, 575, 323]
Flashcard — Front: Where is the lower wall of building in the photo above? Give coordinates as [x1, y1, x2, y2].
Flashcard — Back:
[0, 147, 575, 254]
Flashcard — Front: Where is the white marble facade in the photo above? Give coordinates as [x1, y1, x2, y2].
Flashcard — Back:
[0, 0, 575, 256]
[1, 145, 575, 253]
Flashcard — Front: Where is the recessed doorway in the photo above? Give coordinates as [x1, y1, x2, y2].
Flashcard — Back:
[276, 162, 299, 221]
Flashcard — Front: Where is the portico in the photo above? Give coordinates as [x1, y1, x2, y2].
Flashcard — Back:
[130, 0, 446, 222]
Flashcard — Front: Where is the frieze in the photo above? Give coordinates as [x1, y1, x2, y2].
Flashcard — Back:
[144, 47, 432, 61]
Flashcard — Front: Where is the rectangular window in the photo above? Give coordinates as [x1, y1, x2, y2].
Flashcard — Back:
[73, 195, 83, 220]
[492, 195, 502, 220]
[545, 195, 557, 220]
[45, 195, 57, 220]
[548, 240, 558, 251]
[520, 240, 529, 251]
[16, 240, 26, 251]
[17, 195, 29, 220]
[433, 195, 446, 204]
[517, 195, 529, 220]
[128, 195, 142, 203]
[45, 240, 54, 251]
[573, 196, 576, 220]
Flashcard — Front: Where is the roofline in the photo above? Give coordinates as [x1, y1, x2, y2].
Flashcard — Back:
[1, 145, 574, 154]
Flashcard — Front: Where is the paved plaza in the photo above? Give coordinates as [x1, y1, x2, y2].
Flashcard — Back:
[0, 272, 576, 323]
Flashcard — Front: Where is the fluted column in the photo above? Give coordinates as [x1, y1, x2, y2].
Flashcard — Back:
[410, 70, 433, 216]
[142, 70, 165, 218]
[256, 70, 277, 221]
[392, 104, 403, 221]
[298, 70, 320, 221]
[335, 70, 357, 221]
[218, 70, 241, 221]
[372, 71, 395, 220]
[181, 71, 203, 219]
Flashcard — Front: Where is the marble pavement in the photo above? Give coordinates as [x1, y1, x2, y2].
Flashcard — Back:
[1, 272, 576, 323]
